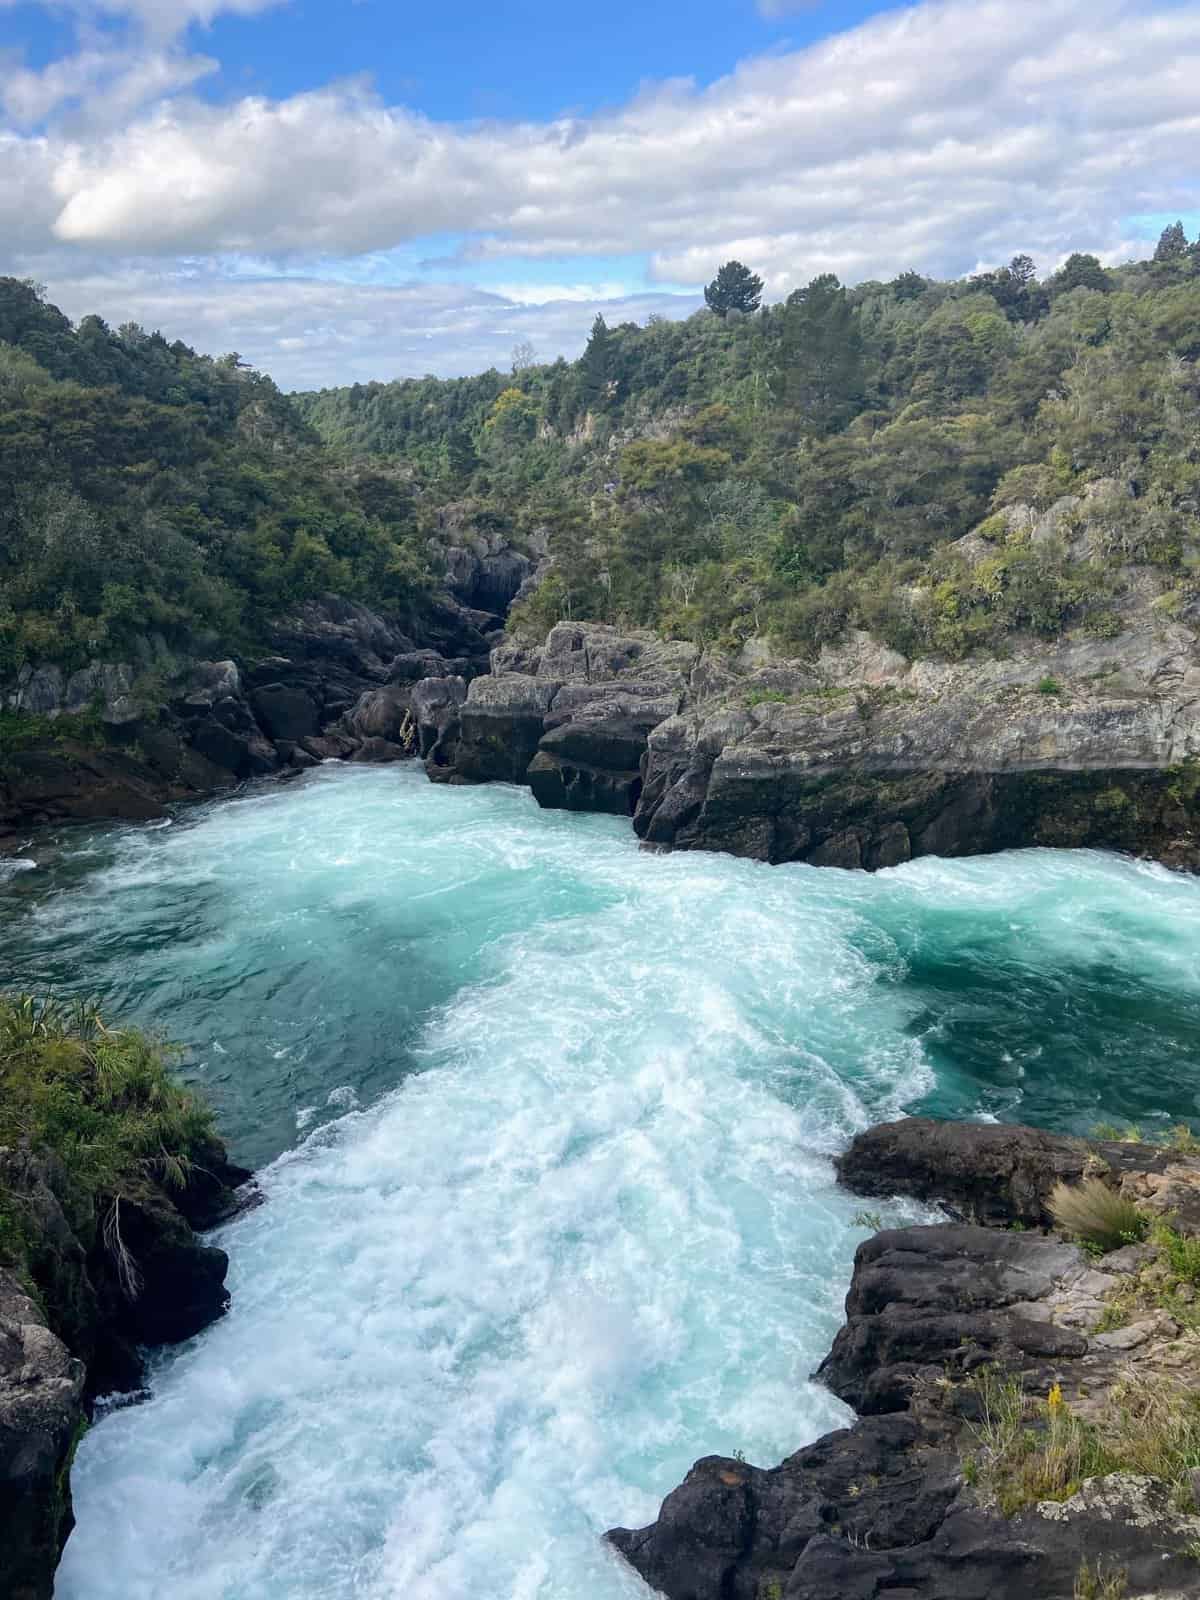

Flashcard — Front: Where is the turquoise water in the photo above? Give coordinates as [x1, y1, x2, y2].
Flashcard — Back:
[2, 764, 1199, 1600]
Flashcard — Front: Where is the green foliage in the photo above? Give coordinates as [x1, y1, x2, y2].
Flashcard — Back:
[966, 1366, 1200, 1518]
[1037, 676, 1062, 695]
[1074, 1558, 1128, 1600]
[704, 260, 764, 318]
[852, 1209, 884, 1230]
[0, 993, 217, 1254]
[0, 280, 431, 680]
[1153, 1222, 1200, 1287]
[288, 250, 1200, 661]
[1048, 1179, 1149, 1253]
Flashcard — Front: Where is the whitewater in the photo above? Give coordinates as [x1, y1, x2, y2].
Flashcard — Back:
[3, 763, 1200, 1600]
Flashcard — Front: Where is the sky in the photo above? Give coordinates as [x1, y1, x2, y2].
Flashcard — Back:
[1, 0, 1198, 390]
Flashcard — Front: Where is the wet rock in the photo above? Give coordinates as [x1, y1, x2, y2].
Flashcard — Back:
[835, 1118, 1095, 1226]
[0, 1272, 86, 1600]
[0, 1135, 250, 1597]
[414, 676, 467, 775]
[608, 1120, 1200, 1600]
[346, 685, 414, 746]
[452, 674, 560, 784]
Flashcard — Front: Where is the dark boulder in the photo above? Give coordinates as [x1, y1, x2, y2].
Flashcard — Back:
[815, 1225, 1087, 1414]
[413, 676, 467, 775]
[452, 675, 559, 784]
[835, 1118, 1095, 1227]
[250, 684, 320, 742]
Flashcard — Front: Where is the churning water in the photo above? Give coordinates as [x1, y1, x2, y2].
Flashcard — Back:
[3, 764, 1200, 1600]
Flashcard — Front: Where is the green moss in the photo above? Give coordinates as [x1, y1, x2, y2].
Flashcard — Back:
[1094, 787, 1133, 813]
[0, 707, 106, 761]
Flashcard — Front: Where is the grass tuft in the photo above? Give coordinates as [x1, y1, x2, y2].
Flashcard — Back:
[1049, 1179, 1148, 1253]
[1074, 1559, 1127, 1600]
[0, 992, 217, 1287]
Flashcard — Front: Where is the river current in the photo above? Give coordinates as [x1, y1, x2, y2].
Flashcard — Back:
[3, 764, 1199, 1600]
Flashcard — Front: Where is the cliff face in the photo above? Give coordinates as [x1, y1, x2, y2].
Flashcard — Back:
[0, 591, 499, 846]
[606, 1120, 1200, 1600]
[0, 1139, 250, 1600]
[414, 594, 1200, 873]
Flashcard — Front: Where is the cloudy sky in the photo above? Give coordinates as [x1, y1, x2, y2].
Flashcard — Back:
[2, 0, 1198, 389]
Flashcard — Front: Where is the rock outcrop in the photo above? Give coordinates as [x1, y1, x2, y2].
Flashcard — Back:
[428, 622, 698, 813]
[402, 537, 1200, 873]
[0, 1271, 85, 1600]
[0, 593, 493, 845]
[0, 1140, 251, 1598]
[632, 616, 1200, 870]
[607, 1120, 1200, 1600]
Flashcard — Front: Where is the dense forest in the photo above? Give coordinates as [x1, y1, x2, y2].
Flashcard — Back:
[3, 226, 1199, 692]
[0, 277, 430, 683]
[296, 229, 1200, 659]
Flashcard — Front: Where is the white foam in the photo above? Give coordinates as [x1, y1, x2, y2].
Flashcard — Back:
[36, 766, 1200, 1600]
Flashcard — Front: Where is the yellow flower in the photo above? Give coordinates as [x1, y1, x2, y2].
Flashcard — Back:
[1048, 1382, 1064, 1412]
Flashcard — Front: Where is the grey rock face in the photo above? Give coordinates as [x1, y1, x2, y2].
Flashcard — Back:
[440, 623, 697, 811]
[0, 1272, 85, 1600]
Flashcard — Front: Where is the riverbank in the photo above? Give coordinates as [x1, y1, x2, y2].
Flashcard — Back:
[0, 998, 251, 1600]
[609, 1119, 1200, 1599]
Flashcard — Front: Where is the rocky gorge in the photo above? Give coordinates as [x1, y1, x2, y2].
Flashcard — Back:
[608, 1119, 1200, 1600]
[6, 496, 1200, 1600]
[7, 493, 1200, 876]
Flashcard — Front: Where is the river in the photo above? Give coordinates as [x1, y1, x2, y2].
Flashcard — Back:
[3, 763, 1199, 1600]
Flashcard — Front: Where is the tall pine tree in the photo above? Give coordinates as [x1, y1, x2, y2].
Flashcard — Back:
[579, 314, 613, 411]
[704, 261, 764, 317]
[771, 274, 863, 437]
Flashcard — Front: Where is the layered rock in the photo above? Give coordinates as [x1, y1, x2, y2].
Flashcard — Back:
[607, 1120, 1200, 1600]
[431, 622, 698, 813]
[633, 618, 1200, 870]
[403, 518, 1200, 872]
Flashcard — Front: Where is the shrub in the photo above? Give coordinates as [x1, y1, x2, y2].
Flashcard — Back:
[0, 993, 215, 1202]
[1037, 675, 1062, 695]
[1048, 1179, 1148, 1253]
[1153, 1222, 1200, 1287]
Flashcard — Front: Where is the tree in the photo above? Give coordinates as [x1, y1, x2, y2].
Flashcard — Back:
[1154, 221, 1188, 263]
[1052, 253, 1110, 296]
[704, 260, 764, 318]
[771, 274, 864, 436]
[971, 254, 1045, 322]
[511, 340, 537, 374]
[484, 387, 539, 443]
[579, 314, 613, 410]
[889, 270, 930, 303]
[445, 424, 479, 483]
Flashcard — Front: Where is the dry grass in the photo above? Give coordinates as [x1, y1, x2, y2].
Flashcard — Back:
[1048, 1179, 1148, 1253]
[965, 1367, 1200, 1517]
[1074, 1559, 1127, 1600]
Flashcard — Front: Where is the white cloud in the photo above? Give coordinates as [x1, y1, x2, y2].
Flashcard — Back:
[1, 44, 216, 127]
[0, 0, 285, 42]
[14, 0, 1198, 278]
[1, 0, 1198, 381]
[14, 260, 701, 386]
